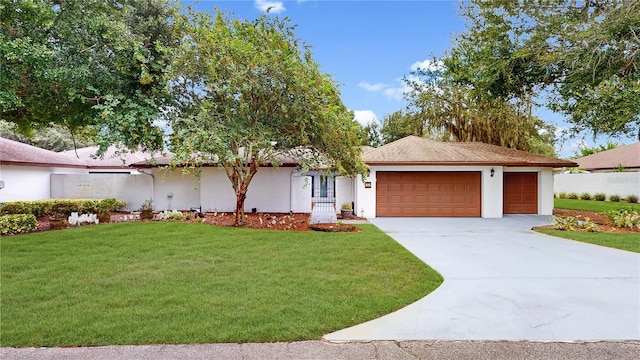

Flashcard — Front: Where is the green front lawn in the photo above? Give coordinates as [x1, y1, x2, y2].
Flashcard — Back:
[536, 228, 640, 253]
[1, 222, 442, 347]
[554, 198, 640, 212]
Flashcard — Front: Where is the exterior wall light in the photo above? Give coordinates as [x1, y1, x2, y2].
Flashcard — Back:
[490, 168, 495, 177]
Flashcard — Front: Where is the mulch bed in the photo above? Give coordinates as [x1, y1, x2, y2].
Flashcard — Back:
[537, 209, 640, 233]
[203, 212, 311, 231]
[309, 223, 360, 232]
[32, 212, 365, 233]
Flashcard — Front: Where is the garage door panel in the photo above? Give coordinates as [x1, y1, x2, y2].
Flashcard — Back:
[504, 173, 538, 214]
[377, 171, 481, 217]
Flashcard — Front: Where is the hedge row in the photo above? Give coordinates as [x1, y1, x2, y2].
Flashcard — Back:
[556, 192, 639, 203]
[0, 214, 38, 235]
[0, 199, 127, 219]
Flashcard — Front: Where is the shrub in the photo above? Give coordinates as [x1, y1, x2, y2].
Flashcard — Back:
[0, 214, 38, 235]
[139, 199, 154, 212]
[552, 215, 600, 232]
[97, 198, 127, 213]
[594, 193, 606, 201]
[608, 208, 640, 230]
[157, 210, 185, 221]
[626, 194, 639, 204]
[582, 218, 601, 233]
[552, 216, 579, 231]
[558, 192, 568, 199]
[609, 194, 621, 202]
[0, 200, 52, 218]
[0, 199, 127, 218]
[580, 192, 592, 200]
[567, 193, 579, 199]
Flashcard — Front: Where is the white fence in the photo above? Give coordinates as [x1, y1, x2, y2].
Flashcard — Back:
[554, 172, 640, 199]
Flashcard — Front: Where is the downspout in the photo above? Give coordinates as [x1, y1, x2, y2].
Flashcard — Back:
[290, 170, 294, 213]
[138, 168, 155, 210]
[353, 174, 357, 217]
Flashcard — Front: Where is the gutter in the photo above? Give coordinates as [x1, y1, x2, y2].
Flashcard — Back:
[137, 168, 155, 209]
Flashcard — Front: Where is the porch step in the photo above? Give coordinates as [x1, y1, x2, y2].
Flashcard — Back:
[309, 207, 338, 224]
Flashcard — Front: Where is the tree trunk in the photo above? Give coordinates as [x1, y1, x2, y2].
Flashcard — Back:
[224, 155, 259, 227]
[234, 187, 247, 226]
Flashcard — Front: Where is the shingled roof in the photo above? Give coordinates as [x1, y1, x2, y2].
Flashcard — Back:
[61, 145, 162, 168]
[132, 151, 301, 167]
[575, 142, 640, 171]
[362, 136, 577, 168]
[0, 137, 86, 168]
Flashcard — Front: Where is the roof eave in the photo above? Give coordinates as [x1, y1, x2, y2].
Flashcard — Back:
[133, 162, 300, 168]
[0, 161, 88, 169]
[365, 161, 578, 168]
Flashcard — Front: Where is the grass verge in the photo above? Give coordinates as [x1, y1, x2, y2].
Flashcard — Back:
[1, 222, 442, 347]
[536, 228, 640, 253]
[554, 198, 640, 212]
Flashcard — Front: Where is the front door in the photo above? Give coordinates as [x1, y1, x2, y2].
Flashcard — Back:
[312, 175, 335, 211]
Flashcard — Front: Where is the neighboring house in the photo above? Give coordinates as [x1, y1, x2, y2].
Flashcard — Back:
[0, 137, 87, 202]
[554, 142, 640, 199]
[573, 142, 640, 172]
[0, 137, 158, 208]
[1, 135, 577, 218]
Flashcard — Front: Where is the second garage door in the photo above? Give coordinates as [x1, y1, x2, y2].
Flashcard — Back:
[376, 171, 481, 217]
[503, 172, 538, 214]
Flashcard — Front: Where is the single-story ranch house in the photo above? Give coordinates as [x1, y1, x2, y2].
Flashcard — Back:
[1, 136, 576, 218]
[554, 142, 640, 199]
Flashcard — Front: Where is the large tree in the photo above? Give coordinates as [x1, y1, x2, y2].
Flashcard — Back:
[379, 110, 428, 145]
[0, 0, 179, 153]
[449, 0, 640, 139]
[403, 63, 556, 156]
[170, 10, 367, 226]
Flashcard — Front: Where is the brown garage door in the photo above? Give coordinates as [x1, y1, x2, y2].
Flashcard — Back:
[503, 173, 538, 214]
[376, 172, 481, 217]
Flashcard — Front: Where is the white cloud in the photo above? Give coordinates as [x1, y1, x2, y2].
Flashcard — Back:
[383, 85, 408, 101]
[254, 0, 286, 14]
[359, 80, 409, 101]
[359, 82, 388, 92]
[353, 110, 378, 126]
[358, 58, 445, 102]
[410, 59, 444, 72]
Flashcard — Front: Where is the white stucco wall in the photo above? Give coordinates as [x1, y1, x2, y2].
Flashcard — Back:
[151, 169, 201, 211]
[356, 166, 554, 218]
[1, 165, 53, 202]
[554, 172, 640, 199]
[335, 176, 354, 212]
[504, 167, 554, 216]
[200, 167, 297, 213]
[483, 166, 503, 218]
[0, 165, 88, 203]
[355, 171, 376, 218]
[291, 173, 312, 213]
[51, 173, 153, 211]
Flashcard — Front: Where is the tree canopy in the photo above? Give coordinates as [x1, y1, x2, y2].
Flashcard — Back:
[169, 10, 367, 225]
[449, 0, 640, 140]
[0, 0, 179, 153]
[399, 62, 556, 156]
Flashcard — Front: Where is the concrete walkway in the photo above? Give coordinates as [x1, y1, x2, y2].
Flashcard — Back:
[325, 216, 640, 341]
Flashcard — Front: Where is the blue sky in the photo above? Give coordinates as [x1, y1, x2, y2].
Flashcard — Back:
[184, 0, 635, 157]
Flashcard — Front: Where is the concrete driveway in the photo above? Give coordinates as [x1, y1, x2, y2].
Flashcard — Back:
[325, 215, 640, 341]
